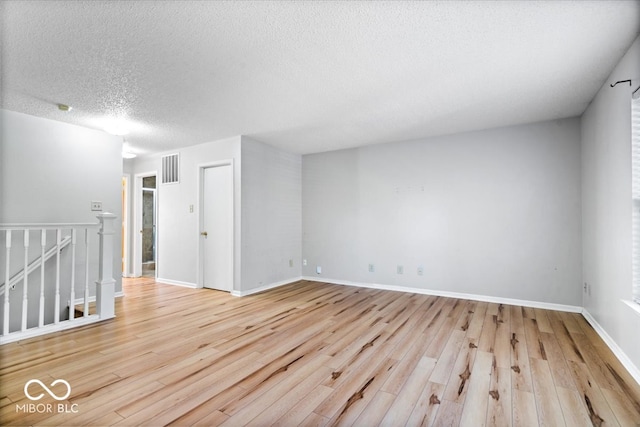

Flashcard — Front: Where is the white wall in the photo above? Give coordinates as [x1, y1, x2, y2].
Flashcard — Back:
[581, 36, 640, 374]
[241, 137, 302, 293]
[0, 110, 123, 327]
[130, 136, 303, 294]
[130, 136, 242, 289]
[302, 118, 583, 306]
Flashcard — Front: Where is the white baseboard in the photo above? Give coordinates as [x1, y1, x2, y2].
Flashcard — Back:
[231, 276, 303, 297]
[581, 308, 640, 386]
[122, 272, 640, 386]
[301, 276, 583, 313]
[300, 276, 639, 386]
[156, 277, 197, 289]
[73, 291, 124, 306]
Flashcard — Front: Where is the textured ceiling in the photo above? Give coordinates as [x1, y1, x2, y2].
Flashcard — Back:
[2, 1, 639, 156]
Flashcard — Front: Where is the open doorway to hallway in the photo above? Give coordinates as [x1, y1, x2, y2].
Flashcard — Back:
[134, 171, 158, 278]
[141, 176, 156, 278]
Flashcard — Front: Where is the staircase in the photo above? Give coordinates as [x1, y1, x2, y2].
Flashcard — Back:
[0, 213, 117, 344]
[0, 235, 72, 296]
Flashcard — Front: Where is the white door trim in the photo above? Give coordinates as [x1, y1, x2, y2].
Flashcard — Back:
[197, 160, 234, 291]
[134, 171, 158, 278]
[122, 174, 130, 277]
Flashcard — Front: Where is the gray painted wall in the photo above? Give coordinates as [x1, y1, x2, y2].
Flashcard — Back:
[302, 118, 583, 305]
[241, 137, 302, 292]
[1, 110, 123, 226]
[581, 36, 640, 370]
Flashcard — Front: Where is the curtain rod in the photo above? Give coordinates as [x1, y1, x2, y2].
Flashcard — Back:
[610, 80, 632, 87]
[610, 79, 640, 96]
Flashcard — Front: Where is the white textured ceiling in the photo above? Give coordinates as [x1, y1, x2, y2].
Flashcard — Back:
[2, 1, 639, 156]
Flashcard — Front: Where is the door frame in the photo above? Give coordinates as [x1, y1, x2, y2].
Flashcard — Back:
[142, 187, 157, 275]
[134, 171, 158, 278]
[197, 160, 234, 290]
[122, 174, 130, 277]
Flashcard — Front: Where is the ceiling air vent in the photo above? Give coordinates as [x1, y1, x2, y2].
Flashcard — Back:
[161, 153, 180, 184]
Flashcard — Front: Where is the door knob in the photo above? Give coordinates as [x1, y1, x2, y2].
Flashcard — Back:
[200, 231, 208, 237]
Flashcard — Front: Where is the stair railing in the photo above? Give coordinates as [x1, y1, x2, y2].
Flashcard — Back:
[0, 235, 72, 296]
[0, 213, 117, 344]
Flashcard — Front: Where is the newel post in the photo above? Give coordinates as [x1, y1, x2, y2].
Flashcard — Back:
[96, 212, 117, 319]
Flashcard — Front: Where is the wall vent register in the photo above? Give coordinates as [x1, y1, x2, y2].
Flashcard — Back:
[161, 153, 179, 184]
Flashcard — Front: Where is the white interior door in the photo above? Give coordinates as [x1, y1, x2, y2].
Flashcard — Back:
[202, 165, 233, 291]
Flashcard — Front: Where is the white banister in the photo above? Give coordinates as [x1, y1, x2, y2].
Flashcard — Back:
[96, 213, 117, 320]
[69, 229, 77, 321]
[0, 216, 116, 345]
[21, 230, 29, 331]
[39, 230, 46, 327]
[4, 230, 11, 336]
[1, 235, 72, 293]
[0, 222, 98, 229]
[54, 229, 61, 325]
[84, 229, 90, 318]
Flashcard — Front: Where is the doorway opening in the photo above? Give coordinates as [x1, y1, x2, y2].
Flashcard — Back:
[134, 171, 158, 278]
[141, 176, 157, 278]
[198, 161, 234, 292]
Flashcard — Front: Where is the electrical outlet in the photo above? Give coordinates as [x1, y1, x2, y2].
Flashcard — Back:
[417, 266, 424, 276]
[303, 259, 307, 266]
[289, 259, 293, 268]
[189, 204, 194, 213]
[397, 265, 403, 275]
[316, 266, 322, 274]
[91, 201, 102, 211]
[368, 264, 375, 273]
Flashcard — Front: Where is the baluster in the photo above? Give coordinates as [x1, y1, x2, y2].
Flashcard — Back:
[69, 229, 77, 321]
[54, 229, 61, 324]
[96, 213, 116, 319]
[3, 230, 11, 336]
[21, 230, 29, 332]
[39, 230, 46, 327]
[84, 229, 89, 317]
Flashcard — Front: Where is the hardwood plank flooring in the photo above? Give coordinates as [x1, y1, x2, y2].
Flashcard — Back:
[1, 278, 639, 426]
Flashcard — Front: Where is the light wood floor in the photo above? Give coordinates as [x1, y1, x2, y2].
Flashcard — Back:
[1, 278, 639, 426]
